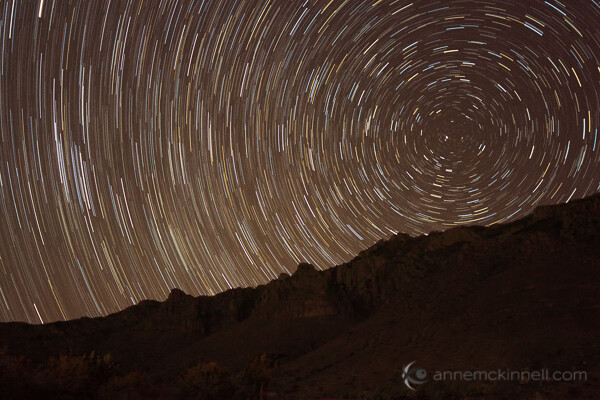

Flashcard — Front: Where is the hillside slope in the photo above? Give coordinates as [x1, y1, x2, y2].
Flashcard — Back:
[1, 194, 599, 399]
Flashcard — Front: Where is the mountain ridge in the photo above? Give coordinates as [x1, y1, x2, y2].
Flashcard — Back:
[1, 194, 599, 399]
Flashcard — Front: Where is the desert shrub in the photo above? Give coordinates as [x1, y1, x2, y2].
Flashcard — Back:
[180, 360, 235, 399]
[36, 351, 118, 396]
[105, 369, 148, 389]
[245, 353, 280, 400]
[101, 369, 159, 400]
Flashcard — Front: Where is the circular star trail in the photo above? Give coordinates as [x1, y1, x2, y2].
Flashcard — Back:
[1, 0, 600, 323]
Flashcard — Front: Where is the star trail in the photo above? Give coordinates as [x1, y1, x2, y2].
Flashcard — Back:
[1, 0, 600, 323]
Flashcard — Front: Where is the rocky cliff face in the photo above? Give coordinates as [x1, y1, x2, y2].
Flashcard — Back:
[1, 194, 599, 399]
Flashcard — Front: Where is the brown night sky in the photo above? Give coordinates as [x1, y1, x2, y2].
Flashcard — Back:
[1, 0, 600, 323]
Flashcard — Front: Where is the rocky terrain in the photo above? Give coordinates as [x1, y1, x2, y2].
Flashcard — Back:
[1, 194, 599, 399]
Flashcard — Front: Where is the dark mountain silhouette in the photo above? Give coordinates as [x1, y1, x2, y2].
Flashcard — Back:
[1, 194, 599, 399]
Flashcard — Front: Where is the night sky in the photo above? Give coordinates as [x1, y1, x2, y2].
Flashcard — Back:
[1, 0, 600, 323]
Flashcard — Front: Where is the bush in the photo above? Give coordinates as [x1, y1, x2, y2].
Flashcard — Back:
[101, 369, 158, 399]
[35, 351, 118, 397]
[180, 361, 235, 399]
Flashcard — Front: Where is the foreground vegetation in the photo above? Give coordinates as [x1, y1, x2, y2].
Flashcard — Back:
[0, 347, 282, 399]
